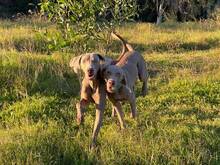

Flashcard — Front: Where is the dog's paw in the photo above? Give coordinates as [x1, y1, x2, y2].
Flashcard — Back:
[141, 87, 148, 96]
[130, 112, 137, 119]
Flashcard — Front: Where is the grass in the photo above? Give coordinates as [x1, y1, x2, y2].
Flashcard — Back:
[0, 17, 220, 164]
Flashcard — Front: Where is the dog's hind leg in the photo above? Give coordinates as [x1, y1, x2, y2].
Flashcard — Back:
[128, 93, 137, 118]
[137, 61, 148, 96]
[141, 81, 148, 96]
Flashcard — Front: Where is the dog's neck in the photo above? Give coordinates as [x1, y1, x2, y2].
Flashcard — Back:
[87, 70, 103, 92]
[88, 73, 101, 92]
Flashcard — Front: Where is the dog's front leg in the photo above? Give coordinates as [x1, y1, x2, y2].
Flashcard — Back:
[77, 81, 92, 125]
[109, 98, 126, 129]
[76, 99, 89, 125]
[114, 102, 126, 129]
[90, 105, 104, 149]
[90, 86, 106, 149]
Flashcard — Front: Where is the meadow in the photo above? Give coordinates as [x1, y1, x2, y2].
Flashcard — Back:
[0, 17, 220, 164]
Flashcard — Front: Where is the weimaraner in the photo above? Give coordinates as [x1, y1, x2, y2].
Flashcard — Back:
[69, 53, 115, 149]
[102, 32, 148, 128]
[69, 32, 145, 148]
[68, 48, 130, 149]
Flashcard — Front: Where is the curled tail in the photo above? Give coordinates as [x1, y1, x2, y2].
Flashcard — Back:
[111, 31, 134, 61]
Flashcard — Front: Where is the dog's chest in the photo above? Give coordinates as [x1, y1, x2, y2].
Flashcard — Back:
[109, 92, 126, 101]
[89, 81, 98, 93]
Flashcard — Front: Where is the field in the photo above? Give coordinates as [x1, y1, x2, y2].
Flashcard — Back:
[0, 17, 220, 164]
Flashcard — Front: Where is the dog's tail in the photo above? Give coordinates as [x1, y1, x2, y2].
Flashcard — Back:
[111, 31, 134, 61]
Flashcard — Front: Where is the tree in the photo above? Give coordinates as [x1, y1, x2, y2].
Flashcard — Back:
[155, 0, 165, 24]
[136, 0, 220, 23]
[40, 0, 138, 53]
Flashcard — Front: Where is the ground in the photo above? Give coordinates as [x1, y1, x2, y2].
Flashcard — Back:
[0, 17, 220, 164]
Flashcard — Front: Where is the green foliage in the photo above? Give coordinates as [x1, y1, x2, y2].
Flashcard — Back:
[40, 0, 138, 52]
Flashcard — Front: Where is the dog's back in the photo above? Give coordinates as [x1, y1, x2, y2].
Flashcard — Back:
[117, 51, 145, 88]
[112, 31, 148, 96]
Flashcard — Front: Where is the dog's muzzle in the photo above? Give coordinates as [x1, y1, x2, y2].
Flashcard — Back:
[87, 68, 95, 79]
[107, 80, 117, 93]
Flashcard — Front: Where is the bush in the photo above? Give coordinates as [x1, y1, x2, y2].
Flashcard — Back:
[40, 0, 138, 53]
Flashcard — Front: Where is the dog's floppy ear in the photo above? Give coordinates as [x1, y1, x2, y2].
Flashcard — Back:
[100, 64, 108, 79]
[69, 55, 83, 74]
[96, 54, 105, 62]
[122, 74, 127, 86]
[120, 69, 127, 86]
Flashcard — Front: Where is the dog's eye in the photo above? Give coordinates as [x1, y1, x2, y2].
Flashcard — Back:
[106, 71, 110, 75]
[92, 59, 98, 63]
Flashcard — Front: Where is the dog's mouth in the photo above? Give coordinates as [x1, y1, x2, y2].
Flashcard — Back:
[87, 71, 95, 79]
[107, 85, 116, 93]
[88, 73, 94, 77]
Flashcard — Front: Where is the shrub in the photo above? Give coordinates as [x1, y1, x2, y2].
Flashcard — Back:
[40, 0, 138, 53]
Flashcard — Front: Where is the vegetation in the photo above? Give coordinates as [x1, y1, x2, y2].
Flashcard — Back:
[1, 0, 220, 22]
[0, 17, 220, 164]
[40, 0, 138, 52]
[137, 0, 220, 22]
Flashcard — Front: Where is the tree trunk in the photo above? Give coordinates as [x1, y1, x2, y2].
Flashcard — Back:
[156, 14, 163, 24]
[156, 1, 164, 25]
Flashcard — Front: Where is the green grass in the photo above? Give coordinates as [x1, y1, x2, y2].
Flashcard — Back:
[0, 18, 220, 164]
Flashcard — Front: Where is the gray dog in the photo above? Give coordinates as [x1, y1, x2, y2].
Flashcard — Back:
[102, 32, 148, 128]
[70, 53, 114, 149]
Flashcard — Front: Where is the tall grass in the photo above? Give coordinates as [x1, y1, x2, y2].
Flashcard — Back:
[0, 18, 220, 164]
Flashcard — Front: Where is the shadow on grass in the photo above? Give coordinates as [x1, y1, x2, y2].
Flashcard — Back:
[0, 56, 80, 126]
[0, 130, 97, 164]
[0, 60, 80, 105]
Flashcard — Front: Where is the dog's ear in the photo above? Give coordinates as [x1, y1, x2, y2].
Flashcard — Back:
[97, 54, 105, 62]
[69, 55, 83, 74]
[122, 75, 127, 86]
[100, 64, 107, 79]
[121, 70, 127, 86]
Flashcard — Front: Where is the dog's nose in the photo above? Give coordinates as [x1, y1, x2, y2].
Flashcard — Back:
[109, 80, 115, 86]
[88, 68, 94, 74]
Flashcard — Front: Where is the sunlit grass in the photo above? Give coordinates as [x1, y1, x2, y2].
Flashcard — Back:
[0, 18, 220, 164]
